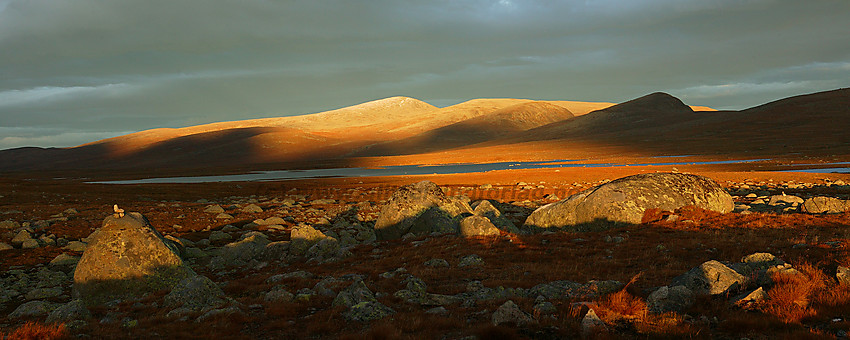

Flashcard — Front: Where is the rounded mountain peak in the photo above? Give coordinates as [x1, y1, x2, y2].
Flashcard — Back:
[599, 92, 692, 115]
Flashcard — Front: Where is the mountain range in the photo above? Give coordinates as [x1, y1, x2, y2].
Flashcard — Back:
[1, 88, 848, 174]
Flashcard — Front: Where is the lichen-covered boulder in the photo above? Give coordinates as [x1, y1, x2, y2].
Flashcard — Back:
[374, 181, 473, 240]
[672, 260, 747, 296]
[647, 285, 694, 313]
[459, 216, 501, 237]
[163, 275, 226, 312]
[73, 212, 196, 306]
[523, 173, 733, 232]
[801, 196, 849, 214]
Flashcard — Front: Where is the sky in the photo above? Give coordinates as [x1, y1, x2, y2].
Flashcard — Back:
[1, 0, 849, 149]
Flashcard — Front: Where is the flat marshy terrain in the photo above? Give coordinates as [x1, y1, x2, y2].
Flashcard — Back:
[2, 164, 850, 339]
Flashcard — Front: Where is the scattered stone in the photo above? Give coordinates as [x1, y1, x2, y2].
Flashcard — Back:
[647, 285, 694, 313]
[672, 260, 747, 296]
[216, 231, 270, 266]
[0, 220, 20, 230]
[768, 194, 804, 207]
[0, 242, 12, 251]
[11, 230, 33, 247]
[241, 204, 263, 213]
[373, 181, 473, 240]
[266, 270, 315, 283]
[46, 299, 91, 323]
[426, 306, 448, 314]
[258, 217, 287, 225]
[290, 224, 330, 256]
[63, 241, 87, 252]
[25, 287, 63, 300]
[459, 215, 501, 237]
[333, 280, 377, 308]
[492, 300, 535, 326]
[10, 300, 56, 318]
[208, 230, 233, 243]
[459, 254, 483, 267]
[581, 309, 607, 334]
[215, 213, 234, 220]
[472, 200, 520, 233]
[424, 258, 450, 267]
[733, 287, 767, 308]
[195, 306, 243, 323]
[265, 287, 294, 302]
[524, 173, 733, 232]
[310, 199, 336, 205]
[73, 211, 197, 306]
[305, 238, 342, 262]
[21, 238, 39, 249]
[343, 301, 395, 322]
[533, 301, 557, 315]
[163, 276, 227, 312]
[204, 205, 225, 214]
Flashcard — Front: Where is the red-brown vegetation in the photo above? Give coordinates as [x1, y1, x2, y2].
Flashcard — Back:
[2, 322, 67, 340]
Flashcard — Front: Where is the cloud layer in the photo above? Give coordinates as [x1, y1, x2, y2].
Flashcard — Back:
[1, 0, 849, 148]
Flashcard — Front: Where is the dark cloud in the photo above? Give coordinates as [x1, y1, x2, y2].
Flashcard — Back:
[1, 0, 849, 148]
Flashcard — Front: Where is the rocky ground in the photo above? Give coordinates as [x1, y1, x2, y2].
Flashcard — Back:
[2, 169, 850, 339]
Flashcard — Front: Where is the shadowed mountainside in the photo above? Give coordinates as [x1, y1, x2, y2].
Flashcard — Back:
[1, 88, 848, 174]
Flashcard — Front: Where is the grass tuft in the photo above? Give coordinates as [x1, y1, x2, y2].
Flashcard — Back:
[3, 322, 68, 340]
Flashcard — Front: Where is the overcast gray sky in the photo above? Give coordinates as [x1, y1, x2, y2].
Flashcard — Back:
[1, 0, 849, 149]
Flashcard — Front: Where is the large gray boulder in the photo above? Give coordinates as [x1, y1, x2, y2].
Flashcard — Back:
[458, 216, 501, 237]
[672, 260, 747, 296]
[163, 275, 227, 312]
[73, 212, 196, 306]
[647, 285, 694, 313]
[523, 173, 733, 232]
[374, 181, 473, 240]
[801, 196, 849, 214]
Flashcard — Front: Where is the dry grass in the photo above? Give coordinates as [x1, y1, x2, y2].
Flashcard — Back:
[761, 262, 828, 323]
[2, 322, 68, 340]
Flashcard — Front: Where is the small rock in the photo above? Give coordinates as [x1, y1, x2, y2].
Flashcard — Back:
[63, 241, 87, 252]
[46, 300, 91, 323]
[204, 205, 225, 214]
[195, 306, 243, 323]
[333, 280, 377, 308]
[0, 220, 21, 229]
[11, 230, 33, 247]
[10, 300, 56, 318]
[581, 309, 607, 334]
[241, 204, 263, 213]
[215, 213, 234, 220]
[0, 242, 12, 251]
[533, 301, 557, 315]
[208, 231, 233, 243]
[21, 238, 40, 249]
[647, 285, 694, 313]
[424, 258, 450, 267]
[26, 287, 63, 300]
[343, 301, 395, 322]
[733, 287, 767, 308]
[426, 306, 448, 314]
[492, 300, 535, 326]
[264, 288, 294, 303]
[459, 254, 483, 267]
[163, 276, 227, 311]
